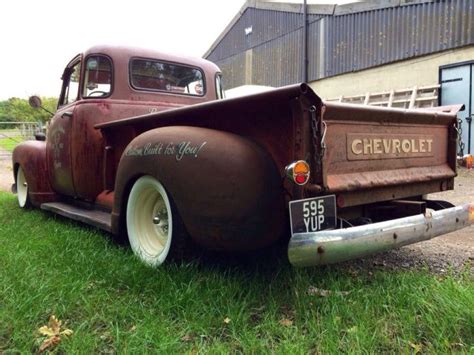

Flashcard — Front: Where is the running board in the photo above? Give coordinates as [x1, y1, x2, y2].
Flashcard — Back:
[40, 202, 112, 232]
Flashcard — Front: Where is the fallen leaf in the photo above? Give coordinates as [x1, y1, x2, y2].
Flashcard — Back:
[37, 315, 73, 353]
[279, 318, 293, 327]
[223, 317, 231, 324]
[38, 335, 61, 353]
[38, 326, 56, 337]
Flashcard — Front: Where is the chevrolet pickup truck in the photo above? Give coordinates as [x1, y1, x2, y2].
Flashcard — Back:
[12, 45, 474, 267]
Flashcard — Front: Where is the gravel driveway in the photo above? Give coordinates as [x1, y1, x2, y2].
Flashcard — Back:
[0, 148, 13, 192]
[1, 152, 472, 273]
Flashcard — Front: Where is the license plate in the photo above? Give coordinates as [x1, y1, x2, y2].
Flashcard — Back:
[289, 195, 337, 234]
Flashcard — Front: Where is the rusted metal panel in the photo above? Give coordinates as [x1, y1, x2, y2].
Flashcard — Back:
[12, 141, 57, 206]
[98, 84, 321, 177]
[320, 102, 457, 206]
[112, 126, 287, 251]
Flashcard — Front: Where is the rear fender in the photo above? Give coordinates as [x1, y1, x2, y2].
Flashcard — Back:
[112, 126, 285, 251]
[12, 141, 57, 206]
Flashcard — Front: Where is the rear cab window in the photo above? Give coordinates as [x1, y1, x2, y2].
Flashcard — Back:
[130, 58, 205, 96]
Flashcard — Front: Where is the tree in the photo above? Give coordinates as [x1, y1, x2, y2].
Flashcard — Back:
[0, 97, 58, 124]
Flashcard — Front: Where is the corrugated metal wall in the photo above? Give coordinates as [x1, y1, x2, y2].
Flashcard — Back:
[207, 7, 322, 89]
[320, 0, 474, 78]
[206, 0, 474, 89]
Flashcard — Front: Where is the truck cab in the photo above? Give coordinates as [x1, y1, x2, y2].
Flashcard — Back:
[47, 46, 223, 205]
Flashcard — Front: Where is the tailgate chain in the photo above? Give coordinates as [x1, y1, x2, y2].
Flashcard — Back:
[455, 118, 465, 156]
[309, 105, 326, 168]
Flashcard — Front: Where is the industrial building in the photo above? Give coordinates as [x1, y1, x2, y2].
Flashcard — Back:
[205, 0, 474, 154]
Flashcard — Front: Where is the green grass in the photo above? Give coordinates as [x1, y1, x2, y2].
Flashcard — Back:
[0, 135, 23, 152]
[0, 192, 473, 353]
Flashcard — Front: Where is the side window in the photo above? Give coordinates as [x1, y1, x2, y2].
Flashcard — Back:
[83, 56, 112, 98]
[215, 74, 225, 99]
[61, 61, 81, 106]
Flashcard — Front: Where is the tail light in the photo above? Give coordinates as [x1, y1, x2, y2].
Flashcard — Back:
[285, 160, 310, 186]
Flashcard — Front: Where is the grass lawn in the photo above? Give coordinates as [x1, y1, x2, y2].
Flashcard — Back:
[0, 191, 473, 353]
[0, 133, 23, 152]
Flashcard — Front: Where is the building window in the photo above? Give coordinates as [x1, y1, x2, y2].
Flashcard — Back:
[83, 56, 112, 98]
[130, 58, 205, 96]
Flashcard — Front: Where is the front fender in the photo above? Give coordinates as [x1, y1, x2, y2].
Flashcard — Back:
[12, 141, 57, 206]
[112, 126, 285, 251]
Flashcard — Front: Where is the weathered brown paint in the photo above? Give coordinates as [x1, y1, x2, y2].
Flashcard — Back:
[11, 45, 461, 252]
[320, 102, 457, 207]
[12, 141, 57, 206]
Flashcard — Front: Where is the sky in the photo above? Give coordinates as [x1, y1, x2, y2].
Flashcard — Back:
[0, 0, 357, 100]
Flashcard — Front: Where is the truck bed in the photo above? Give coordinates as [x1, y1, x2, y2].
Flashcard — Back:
[97, 84, 458, 208]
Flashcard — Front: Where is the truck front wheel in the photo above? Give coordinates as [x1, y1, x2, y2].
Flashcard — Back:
[126, 175, 187, 266]
[16, 166, 31, 208]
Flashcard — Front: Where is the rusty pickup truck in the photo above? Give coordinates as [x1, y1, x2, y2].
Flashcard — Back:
[12, 45, 474, 267]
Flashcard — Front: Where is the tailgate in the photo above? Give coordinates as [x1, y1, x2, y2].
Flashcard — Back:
[320, 102, 458, 207]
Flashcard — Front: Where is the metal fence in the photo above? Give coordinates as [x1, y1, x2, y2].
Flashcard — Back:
[0, 122, 42, 158]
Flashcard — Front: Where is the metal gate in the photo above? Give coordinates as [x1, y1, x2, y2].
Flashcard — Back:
[440, 62, 474, 155]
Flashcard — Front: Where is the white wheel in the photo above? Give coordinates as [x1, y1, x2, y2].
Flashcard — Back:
[126, 176, 173, 266]
[17, 166, 30, 208]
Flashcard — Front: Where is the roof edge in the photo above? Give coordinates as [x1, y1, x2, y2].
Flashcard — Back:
[203, 0, 252, 58]
[203, 0, 436, 58]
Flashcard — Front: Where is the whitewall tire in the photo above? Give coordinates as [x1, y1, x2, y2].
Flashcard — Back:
[126, 175, 174, 266]
[17, 166, 30, 208]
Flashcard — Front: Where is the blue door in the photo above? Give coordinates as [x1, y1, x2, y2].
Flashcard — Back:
[440, 63, 473, 155]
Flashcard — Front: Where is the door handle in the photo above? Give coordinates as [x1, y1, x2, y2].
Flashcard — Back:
[61, 111, 73, 118]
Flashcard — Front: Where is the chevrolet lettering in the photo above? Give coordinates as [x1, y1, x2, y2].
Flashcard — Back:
[347, 134, 434, 160]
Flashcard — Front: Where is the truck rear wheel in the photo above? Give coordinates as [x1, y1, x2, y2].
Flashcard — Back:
[126, 175, 187, 266]
[16, 166, 31, 208]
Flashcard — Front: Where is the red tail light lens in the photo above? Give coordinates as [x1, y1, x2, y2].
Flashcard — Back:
[285, 160, 310, 186]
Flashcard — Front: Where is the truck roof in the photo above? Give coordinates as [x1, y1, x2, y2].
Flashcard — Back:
[83, 45, 220, 74]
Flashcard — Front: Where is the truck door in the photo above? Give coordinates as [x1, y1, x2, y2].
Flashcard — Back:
[46, 57, 81, 197]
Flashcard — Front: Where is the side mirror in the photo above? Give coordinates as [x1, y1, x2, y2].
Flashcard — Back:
[28, 95, 54, 116]
[29, 95, 42, 109]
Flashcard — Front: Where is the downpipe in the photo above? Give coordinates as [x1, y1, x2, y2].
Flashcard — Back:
[288, 203, 474, 267]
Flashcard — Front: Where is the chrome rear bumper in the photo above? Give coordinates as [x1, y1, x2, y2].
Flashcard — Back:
[288, 203, 474, 267]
